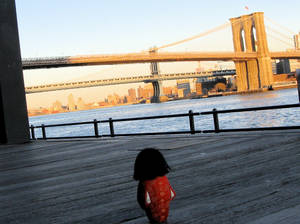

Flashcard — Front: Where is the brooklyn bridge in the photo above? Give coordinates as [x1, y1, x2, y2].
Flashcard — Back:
[22, 12, 300, 98]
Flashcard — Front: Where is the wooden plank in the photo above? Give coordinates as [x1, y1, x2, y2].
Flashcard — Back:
[0, 131, 299, 223]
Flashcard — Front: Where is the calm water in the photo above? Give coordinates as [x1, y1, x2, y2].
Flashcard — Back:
[29, 88, 300, 138]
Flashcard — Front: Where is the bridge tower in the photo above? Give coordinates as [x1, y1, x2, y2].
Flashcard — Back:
[149, 48, 164, 103]
[230, 12, 273, 92]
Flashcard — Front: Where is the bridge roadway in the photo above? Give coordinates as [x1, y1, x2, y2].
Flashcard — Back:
[25, 70, 235, 94]
[22, 51, 300, 70]
[0, 130, 299, 223]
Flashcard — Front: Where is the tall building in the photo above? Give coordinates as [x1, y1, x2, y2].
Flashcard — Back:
[294, 32, 299, 50]
[276, 59, 291, 74]
[196, 77, 227, 95]
[196, 61, 204, 73]
[195, 82, 203, 95]
[107, 94, 121, 105]
[137, 86, 144, 99]
[127, 88, 137, 103]
[177, 80, 191, 97]
[68, 94, 76, 111]
[77, 97, 86, 110]
[51, 100, 63, 113]
[137, 84, 154, 99]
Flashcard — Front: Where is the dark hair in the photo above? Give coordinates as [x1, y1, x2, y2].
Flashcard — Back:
[133, 148, 170, 181]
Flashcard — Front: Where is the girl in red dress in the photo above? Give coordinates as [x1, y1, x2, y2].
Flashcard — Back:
[134, 148, 176, 224]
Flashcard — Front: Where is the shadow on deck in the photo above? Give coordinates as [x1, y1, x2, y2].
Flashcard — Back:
[1, 130, 300, 223]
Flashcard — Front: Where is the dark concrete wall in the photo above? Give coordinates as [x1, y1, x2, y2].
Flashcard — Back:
[0, 1, 30, 143]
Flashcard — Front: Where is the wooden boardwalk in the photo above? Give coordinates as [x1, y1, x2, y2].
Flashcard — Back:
[0, 130, 300, 224]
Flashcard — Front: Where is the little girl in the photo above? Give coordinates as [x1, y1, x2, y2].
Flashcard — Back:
[134, 148, 176, 224]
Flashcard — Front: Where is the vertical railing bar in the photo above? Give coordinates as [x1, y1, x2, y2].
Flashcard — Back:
[296, 69, 300, 103]
[30, 125, 35, 140]
[212, 108, 220, 133]
[188, 110, 195, 134]
[41, 124, 47, 139]
[109, 118, 115, 137]
[93, 119, 99, 137]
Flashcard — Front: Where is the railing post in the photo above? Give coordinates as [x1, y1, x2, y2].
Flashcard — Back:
[30, 125, 36, 140]
[41, 124, 47, 139]
[212, 108, 220, 133]
[296, 69, 300, 103]
[109, 118, 115, 137]
[188, 110, 195, 134]
[93, 119, 99, 137]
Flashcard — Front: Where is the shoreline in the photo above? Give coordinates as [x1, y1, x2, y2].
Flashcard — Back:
[28, 84, 297, 117]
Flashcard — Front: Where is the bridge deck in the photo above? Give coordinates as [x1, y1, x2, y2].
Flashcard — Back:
[1, 131, 300, 224]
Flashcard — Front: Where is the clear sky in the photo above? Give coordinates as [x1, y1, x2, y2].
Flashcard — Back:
[15, 0, 300, 108]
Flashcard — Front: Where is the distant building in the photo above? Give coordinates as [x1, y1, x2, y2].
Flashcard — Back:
[177, 88, 185, 98]
[196, 62, 204, 72]
[195, 82, 203, 95]
[51, 100, 63, 113]
[77, 97, 87, 110]
[196, 77, 227, 95]
[177, 80, 191, 97]
[107, 94, 121, 105]
[294, 32, 299, 50]
[137, 86, 144, 99]
[290, 59, 300, 72]
[68, 94, 76, 111]
[276, 59, 291, 74]
[127, 88, 137, 103]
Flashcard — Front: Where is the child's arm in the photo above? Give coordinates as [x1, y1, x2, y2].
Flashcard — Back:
[170, 185, 176, 200]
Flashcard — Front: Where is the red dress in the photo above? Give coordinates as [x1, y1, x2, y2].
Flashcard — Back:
[141, 176, 176, 223]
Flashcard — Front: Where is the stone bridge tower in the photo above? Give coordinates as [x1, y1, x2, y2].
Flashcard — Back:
[230, 12, 273, 92]
[148, 48, 163, 103]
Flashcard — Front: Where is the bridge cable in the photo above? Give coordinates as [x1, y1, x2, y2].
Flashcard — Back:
[265, 25, 294, 41]
[265, 16, 295, 35]
[155, 22, 231, 51]
[152, 16, 257, 52]
[266, 33, 294, 48]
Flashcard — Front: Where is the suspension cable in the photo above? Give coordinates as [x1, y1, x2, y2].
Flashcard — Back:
[156, 22, 231, 50]
[265, 25, 294, 40]
[267, 33, 294, 48]
[151, 16, 255, 52]
[265, 16, 295, 35]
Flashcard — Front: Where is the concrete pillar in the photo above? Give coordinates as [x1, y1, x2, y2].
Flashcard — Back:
[0, 0, 30, 143]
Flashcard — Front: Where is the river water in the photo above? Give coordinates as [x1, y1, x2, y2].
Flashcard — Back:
[29, 88, 300, 138]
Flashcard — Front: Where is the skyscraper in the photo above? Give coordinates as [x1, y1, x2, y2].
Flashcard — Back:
[68, 94, 76, 111]
[77, 97, 86, 110]
[128, 88, 137, 103]
[177, 80, 191, 97]
[294, 33, 299, 50]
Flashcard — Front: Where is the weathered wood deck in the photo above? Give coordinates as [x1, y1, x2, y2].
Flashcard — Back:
[1, 130, 300, 224]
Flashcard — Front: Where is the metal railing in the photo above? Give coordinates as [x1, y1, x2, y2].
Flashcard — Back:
[29, 103, 300, 140]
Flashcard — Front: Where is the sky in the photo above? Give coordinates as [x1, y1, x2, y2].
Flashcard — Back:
[14, 0, 300, 108]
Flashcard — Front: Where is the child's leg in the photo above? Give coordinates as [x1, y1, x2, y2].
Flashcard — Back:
[145, 208, 168, 224]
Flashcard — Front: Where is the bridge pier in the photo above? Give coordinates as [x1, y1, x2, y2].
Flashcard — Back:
[149, 48, 164, 103]
[0, 0, 30, 144]
[150, 80, 163, 103]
